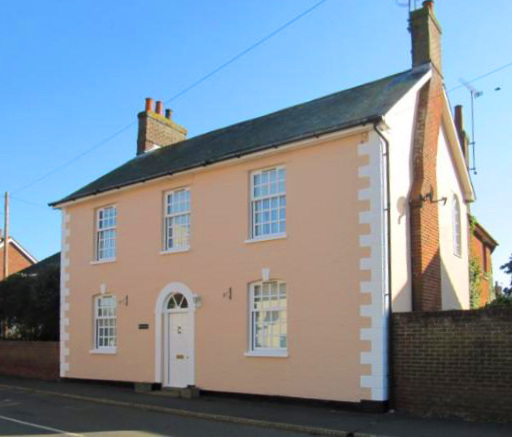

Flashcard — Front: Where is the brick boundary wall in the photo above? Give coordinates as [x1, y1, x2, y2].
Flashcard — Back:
[392, 308, 512, 422]
[0, 341, 59, 380]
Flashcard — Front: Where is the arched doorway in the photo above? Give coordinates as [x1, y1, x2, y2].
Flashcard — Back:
[155, 283, 196, 388]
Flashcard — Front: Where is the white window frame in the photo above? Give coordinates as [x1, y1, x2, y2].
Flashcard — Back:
[163, 187, 191, 253]
[246, 281, 288, 358]
[95, 205, 117, 262]
[92, 295, 117, 353]
[249, 166, 286, 241]
[452, 195, 462, 258]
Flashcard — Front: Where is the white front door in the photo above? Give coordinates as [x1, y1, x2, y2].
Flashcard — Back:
[164, 293, 194, 388]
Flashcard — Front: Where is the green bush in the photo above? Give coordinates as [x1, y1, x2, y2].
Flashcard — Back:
[469, 257, 482, 309]
[485, 294, 512, 308]
[0, 265, 59, 341]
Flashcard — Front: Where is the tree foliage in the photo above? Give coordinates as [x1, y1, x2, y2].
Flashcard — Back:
[485, 294, 512, 308]
[0, 265, 59, 341]
[501, 253, 512, 297]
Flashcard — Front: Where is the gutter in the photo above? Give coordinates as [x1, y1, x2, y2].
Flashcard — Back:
[372, 122, 394, 410]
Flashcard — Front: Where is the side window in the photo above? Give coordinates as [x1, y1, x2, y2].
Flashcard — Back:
[250, 167, 286, 239]
[452, 195, 462, 257]
[95, 206, 117, 261]
[94, 295, 117, 350]
[164, 188, 191, 251]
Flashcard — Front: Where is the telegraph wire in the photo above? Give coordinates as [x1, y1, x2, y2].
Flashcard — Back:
[163, 0, 329, 105]
[448, 60, 512, 93]
[10, 0, 330, 196]
[8, 0, 512, 198]
[11, 123, 135, 195]
[11, 57, 512, 198]
[10, 195, 55, 211]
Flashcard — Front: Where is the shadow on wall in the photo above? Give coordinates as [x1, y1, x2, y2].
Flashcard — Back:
[440, 252, 465, 310]
[393, 247, 464, 312]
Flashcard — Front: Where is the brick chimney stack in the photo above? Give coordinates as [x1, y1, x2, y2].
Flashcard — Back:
[137, 98, 188, 155]
[409, 0, 444, 312]
[409, 0, 442, 75]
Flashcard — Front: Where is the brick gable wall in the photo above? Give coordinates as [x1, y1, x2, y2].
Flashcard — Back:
[0, 242, 35, 281]
[409, 72, 444, 311]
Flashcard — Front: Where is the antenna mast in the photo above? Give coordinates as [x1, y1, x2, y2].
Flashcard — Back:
[459, 79, 483, 175]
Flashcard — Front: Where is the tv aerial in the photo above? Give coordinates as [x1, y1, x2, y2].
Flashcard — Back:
[395, 0, 417, 12]
[459, 78, 483, 175]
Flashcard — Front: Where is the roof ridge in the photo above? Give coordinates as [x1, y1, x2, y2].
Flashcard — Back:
[156, 67, 417, 150]
[50, 65, 428, 207]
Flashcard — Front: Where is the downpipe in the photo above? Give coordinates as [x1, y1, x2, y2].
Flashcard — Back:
[373, 121, 394, 410]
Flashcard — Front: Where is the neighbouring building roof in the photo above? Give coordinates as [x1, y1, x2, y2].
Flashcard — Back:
[0, 237, 37, 264]
[471, 219, 498, 252]
[18, 252, 60, 277]
[50, 64, 430, 207]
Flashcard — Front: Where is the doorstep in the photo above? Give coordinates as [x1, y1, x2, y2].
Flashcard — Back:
[151, 386, 200, 399]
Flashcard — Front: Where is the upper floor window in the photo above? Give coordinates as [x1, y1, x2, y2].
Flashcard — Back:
[452, 195, 462, 257]
[94, 295, 117, 350]
[251, 167, 286, 239]
[164, 188, 190, 251]
[96, 206, 117, 261]
[249, 281, 287, 353]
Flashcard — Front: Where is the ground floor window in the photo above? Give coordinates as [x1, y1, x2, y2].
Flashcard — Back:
[94, 295, 117, 350]
[249, 281, 287, 352]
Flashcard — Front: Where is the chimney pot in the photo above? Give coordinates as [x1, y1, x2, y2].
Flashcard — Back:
[155, 101, 164, 115]
[145, 97, 154, 112]
[165, 109, 172, 120]
[423, 0, 434, 10]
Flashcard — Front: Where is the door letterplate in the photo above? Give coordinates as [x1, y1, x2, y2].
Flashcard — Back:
[176, 354, 185, 360]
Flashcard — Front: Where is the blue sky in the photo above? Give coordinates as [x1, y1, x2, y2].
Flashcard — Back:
[1, 0, 511, 285]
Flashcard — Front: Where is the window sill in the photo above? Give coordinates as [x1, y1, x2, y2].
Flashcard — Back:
[244, 350, 288, 358]
[160, 247, 190, 255]
[89, 348, 117, 355]
[245, 234, 287, 244]
[90, 258, 117, 265]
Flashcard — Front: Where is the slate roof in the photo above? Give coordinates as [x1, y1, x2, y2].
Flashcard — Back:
[50, 64, 429, 206]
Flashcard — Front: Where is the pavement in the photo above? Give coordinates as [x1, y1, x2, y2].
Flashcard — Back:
[0, 376, 510, 437]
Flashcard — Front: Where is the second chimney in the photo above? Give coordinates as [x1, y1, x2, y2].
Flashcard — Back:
[137, 98, 188, 155]
[409, 1, 442, 75]
[454, 105, 470, 170]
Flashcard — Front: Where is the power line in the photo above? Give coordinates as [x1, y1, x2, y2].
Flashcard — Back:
[10, 195, 54, 211]
[448, 60, 512, 93]
[11, 123, 135, 195]
[164, 0, 329, 105]
[10, 0, 330, 195]
[12, 56, 512, 197]
[9, 0, 511, 198]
